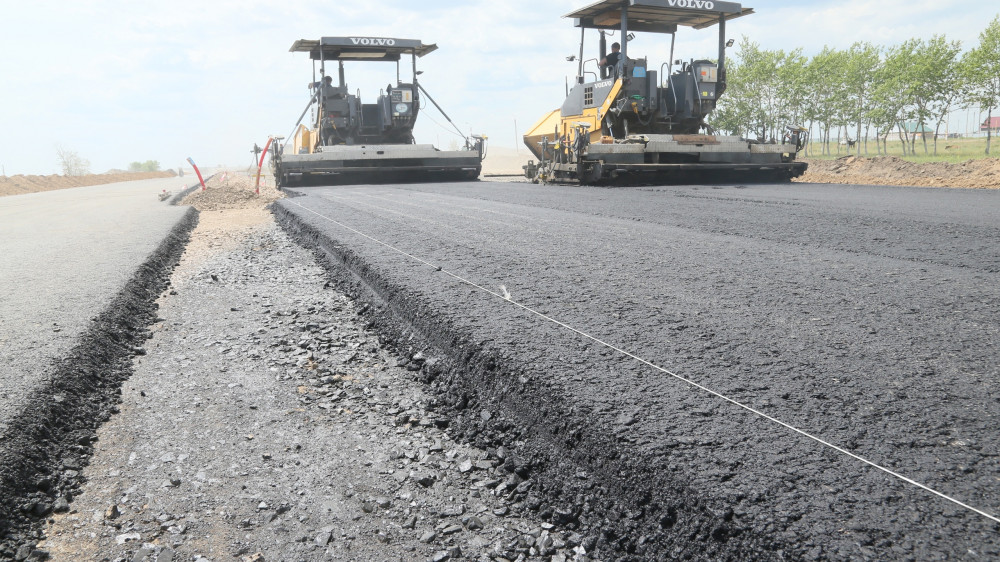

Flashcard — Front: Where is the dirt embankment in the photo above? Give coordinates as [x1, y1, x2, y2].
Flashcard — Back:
[0, 171, 178, 198]
[179, 172, 283, 211]
[796, 156, 1000, 189]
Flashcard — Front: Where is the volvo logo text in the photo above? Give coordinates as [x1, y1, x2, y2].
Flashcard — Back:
[665, 0, 715, 9]
[350, 37, 396, 46]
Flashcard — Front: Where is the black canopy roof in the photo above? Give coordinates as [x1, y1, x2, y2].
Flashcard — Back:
[289, 37, 438, 61]
[567, 0, 753, 32]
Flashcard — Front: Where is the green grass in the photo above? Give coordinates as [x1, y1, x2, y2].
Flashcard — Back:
[803, 136, 998, 163]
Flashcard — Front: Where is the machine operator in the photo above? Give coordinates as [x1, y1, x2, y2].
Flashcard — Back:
[600, 42, 622, 78]
[309, 75, 340, 98]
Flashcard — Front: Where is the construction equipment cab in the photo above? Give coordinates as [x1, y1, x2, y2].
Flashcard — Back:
[300, 37, 423, 147]
[272, 36, 486, 186]
[522, 1, 808, 185]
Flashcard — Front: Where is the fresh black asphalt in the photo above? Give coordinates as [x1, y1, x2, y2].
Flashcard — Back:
[276, 181, 1000, 560]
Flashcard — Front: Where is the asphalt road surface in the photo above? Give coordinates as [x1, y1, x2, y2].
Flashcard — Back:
[276, 181, 1000, 560]
[0, 178, 197, 555]
[0, 178, 193, 437]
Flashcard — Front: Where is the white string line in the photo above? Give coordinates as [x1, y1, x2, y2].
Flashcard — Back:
[325, 191, 560, 241]
[286, 198, 1000, 527]
[326, 191, 656, 258]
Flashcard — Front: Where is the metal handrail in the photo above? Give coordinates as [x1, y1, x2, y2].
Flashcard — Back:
[668, 74, 679, 115]
[356, 89, 363, 130]
[691, 63, 704, 118]
[283, 90, 321, 151]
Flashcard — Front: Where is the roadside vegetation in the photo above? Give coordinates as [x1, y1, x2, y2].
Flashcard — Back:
[55, 146, 91, 176]
[804, 137, 997, 163]
[712, 15, 1000, 160]
[128, 160, 161, 172]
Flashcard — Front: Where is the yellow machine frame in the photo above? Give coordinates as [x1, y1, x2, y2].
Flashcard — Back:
[523, 79, 624, 162]
[290, 125, 317, 155]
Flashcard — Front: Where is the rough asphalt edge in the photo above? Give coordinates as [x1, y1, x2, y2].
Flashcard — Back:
[273, 200, 784, 561]
[0, 207, 199, 560]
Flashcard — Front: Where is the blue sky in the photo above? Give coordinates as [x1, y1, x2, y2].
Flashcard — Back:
[0, 0, 997, 175]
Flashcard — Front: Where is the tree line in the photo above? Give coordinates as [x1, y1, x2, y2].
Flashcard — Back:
[53, 147, 162, 176]
[129, 160, 161, 172]
[711, 15, 1000, 156]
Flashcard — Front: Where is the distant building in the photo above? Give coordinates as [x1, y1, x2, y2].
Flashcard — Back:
[980, 116, 1000, 133]
[892, 121, 934, 140]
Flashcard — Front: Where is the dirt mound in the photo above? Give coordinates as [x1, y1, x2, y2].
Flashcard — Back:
[796, 156, 1000, 189]
[0, 171, 178, 198]
[180, 171, 283, 211]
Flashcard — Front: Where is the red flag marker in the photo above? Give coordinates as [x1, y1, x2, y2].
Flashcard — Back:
[255, 137, 274, 195]
[186, 157, 206, 190]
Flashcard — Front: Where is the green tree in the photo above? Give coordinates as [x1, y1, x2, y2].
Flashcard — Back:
[712, 38, 772, 139]
[744, 41, 785, 141]
[712, 38, 761, 138]
[830, 50, 857, 155]
[843, 42, 882, 156]
[777, 49, 810, 135]
[964, 15, 1000, 155]
[927, 41, 963, 156]
[128, 160, 161, 172]
[904, 36, 962, 155]
[875, 42, 917, 155]
[712, 19, 1000, 160]
[713, 40, 813, 146]
[805, 47, 851, 156]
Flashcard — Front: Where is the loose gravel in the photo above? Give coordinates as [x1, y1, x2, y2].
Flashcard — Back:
[40, 208, 584, 562]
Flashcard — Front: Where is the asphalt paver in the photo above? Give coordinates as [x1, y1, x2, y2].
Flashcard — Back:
[275, 181, 1000, 560]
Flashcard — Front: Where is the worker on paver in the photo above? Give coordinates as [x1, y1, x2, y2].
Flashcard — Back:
[600, 42, 622, 79]
[309, 75, 338, 98]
